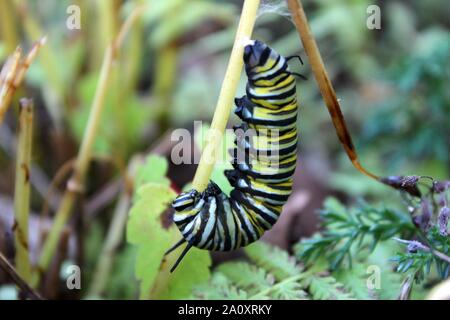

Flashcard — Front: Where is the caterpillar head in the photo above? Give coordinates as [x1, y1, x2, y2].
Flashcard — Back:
[172, 189, 200, 212]
[243, 40, 273, 70]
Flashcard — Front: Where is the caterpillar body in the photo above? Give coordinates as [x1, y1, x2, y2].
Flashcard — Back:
[168, 40, 301, 272]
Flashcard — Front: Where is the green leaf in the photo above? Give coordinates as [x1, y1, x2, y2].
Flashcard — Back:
[160, 244, 211, 299]
[135, 155, 170, 191]
[195, 260, 307, 300]
[192, 273, 249, 300]
[307, 276, 355, 300]
[216, 262, 273, 295]
[333, 264, 373, 300]
[126, 183, 211, 299]
[245, 242, 302, 281]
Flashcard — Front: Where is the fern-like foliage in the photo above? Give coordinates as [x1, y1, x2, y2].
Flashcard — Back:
[193, 242, 355, 300]
[191, 173, 449, 300]
[307, 275, 355, 300]
[296, 198, 415, 270]
[392, 227, 450, 282]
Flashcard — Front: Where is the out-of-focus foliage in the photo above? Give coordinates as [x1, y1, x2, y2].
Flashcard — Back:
[361, 30, 450, 171]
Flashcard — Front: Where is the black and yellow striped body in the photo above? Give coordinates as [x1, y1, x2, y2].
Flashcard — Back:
[169, 40, 299, 270]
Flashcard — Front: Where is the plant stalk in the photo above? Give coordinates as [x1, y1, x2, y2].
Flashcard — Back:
[192, 0, 260, 192]
[286, 0, 379, 181]
[13, 98, 34, 284]
[0, 0, 19, 53]
[0, 37, 46, 124]
[0, 251, 42, 300]
[31, 6, 144, 289]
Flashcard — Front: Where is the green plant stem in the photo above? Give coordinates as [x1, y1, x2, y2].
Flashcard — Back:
[0, 0, 19, 53]
[13, 98, 34, 284]
[13, 0, 64, 128]
[191, 0, 260, 192]
[31, 7, 144, 289]
[96, 0, 118, 66]
[0, 37, 46, 124]
[154, 43, 178, 131]
[87, 189, 130, 297]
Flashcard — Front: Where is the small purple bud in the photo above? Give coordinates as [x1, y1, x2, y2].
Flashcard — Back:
[438, 207, 450, 237]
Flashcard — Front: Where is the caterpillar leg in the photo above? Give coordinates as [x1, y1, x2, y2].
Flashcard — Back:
[286, 55, 304, 65]
[234, 96, 253, 121]
[166, 239, 194, 273]
[164, 238, 186, 256]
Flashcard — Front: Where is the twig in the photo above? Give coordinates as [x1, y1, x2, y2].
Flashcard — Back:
[0, 125, 60, 210]
[13, 98, 34, 283]
[42, 228, 70, 299]
[286, 0, 379, 181]
[31, 6, 145, 289]
[192, 0, 260, 192]
[40, 158, 76, 220]
[0, 37, 46, 124]
[393, 237, 450, 264]
[85, 178, 123, 219]
[0, 251, 42, 300]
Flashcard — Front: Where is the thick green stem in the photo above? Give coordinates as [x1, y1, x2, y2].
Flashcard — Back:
[13, 98, 34, 284]
[191, 0, 260, 192]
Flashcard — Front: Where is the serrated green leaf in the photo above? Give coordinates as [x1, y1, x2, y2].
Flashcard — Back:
[308, 276, 355, 300]
[193, 273, 249, 300]
[126, 183, 211, 299]
[245, 242, 302, 280]
[135, 155, 170, 191]
[333, 264, 373, 300]
[217, 262, 272, 295]
[160, 244, 211, 299]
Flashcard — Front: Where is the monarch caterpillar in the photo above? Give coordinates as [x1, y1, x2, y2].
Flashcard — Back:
[167, 40, 302, 272]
